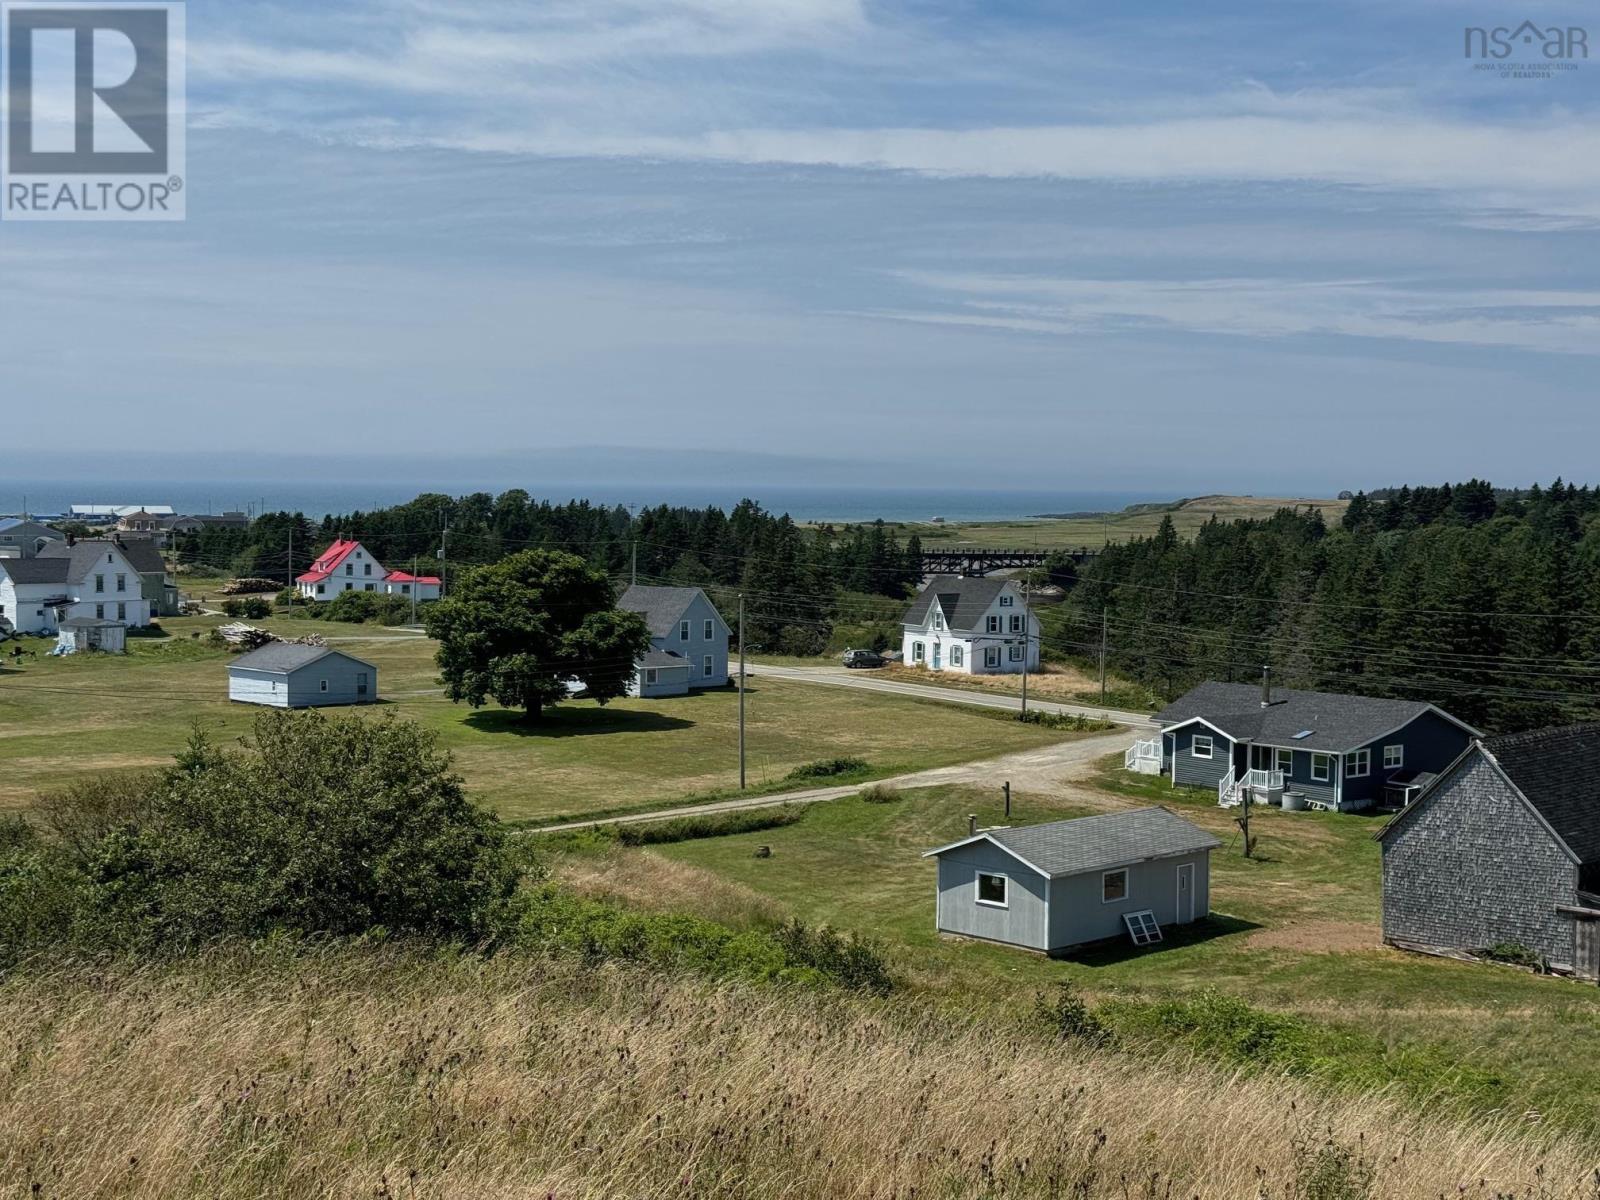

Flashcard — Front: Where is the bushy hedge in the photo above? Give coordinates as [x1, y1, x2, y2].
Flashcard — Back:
[785, 757, 869, 781]
[220, 597, 272, 619]
[613, 806, 805, 846]
[516, 888, 893, 994]
[312, 590, 415, 626]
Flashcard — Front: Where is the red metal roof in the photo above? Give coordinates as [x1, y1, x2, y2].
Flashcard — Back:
[295, 538, 362, 583]
[385, 570, 440, 585]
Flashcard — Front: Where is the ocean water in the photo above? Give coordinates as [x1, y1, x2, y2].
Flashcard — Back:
[3, 479, 1181, 525]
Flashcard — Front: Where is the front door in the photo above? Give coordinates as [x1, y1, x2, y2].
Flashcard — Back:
[1575, 914, 1600, 981]
[1175, 862, 1195, 923]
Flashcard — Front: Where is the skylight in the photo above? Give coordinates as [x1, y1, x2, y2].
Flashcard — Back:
[1292, 730, 1314, 740]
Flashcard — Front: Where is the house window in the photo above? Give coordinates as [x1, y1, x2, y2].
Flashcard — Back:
[703, 619, 713, 639]
[984, 646, 1000, 667]
[319, 680, 329, 692]
[1009, 614, 1022, 633]
[401, 584, 410, 594]
[95, 575, 105, 593]
[316, 584, 325, 596]
[645, 668, 658, 685]
[1191, 735, 1213, 760]
[1102, 869, 1129, 903]
[116, 574, 126, 592]
[951, 645, 964, 667]
[933, 612, 944, 630]
[702, 654, 713, 678]
[986, 615, 1000, 633]
[365, 583, 374, 592]
[1347, 749, 1370, 778]
[1275, 747, 1292, 777]
[975, 872, 1008, 907]
[1310, 753, 1333, 783]
[116, 602, 126, 620]
[345, 564, 353, 575]
[364, 563, 372, 576]
[1008, 645, 1022, 661]
[1000, 595, 1013, 607]
[95, 604, 104, 618]
[680, 620, 690, 641]
[912, 641, 925, 662]
[1383, 744, 1404, 770]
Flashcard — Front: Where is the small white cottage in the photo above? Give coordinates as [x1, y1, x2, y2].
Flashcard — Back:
[228, 642, 378, 708]
[923, 807, 1219, 955]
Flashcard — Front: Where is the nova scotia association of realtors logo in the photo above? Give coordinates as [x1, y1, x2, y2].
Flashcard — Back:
[1, 1, 185, 220]
[1465, 20, 1588, 79]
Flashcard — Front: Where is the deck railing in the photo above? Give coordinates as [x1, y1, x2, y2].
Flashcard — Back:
[1124, 738, 1163, 771]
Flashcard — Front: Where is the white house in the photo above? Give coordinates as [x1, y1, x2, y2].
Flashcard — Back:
[617, 584, 731, 698]
[295, 539, 441, 602]
[0, 539, 153, 634]
[900, 576, 1040, 675]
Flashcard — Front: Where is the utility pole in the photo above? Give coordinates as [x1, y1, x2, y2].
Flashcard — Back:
[1099, 606, 1108, 703]
[631, 541, 638, 588]
[438, 523, 449, 600]
[1003, 780, 1011, 820]
[738, 593, 747, 790]
[411, 555, 418, 625]
[1020, 578, 1030, 718]
[287, 524, 294, 598]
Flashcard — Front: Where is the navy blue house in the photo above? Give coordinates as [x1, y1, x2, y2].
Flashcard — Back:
[1149, 678, 1479, 812]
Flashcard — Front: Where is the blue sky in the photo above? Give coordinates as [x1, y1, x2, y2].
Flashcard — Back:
[3, 0, 1598, 494]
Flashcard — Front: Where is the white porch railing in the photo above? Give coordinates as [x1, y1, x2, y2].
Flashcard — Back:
[1218, 768, 1239, 807]
[1243, 768, 1284, 791]
[1221, 768, 1284, 807]
[1125, 737, 1163, 773]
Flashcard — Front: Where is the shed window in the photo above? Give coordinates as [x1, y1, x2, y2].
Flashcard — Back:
[1347, 749, 1370, 778]
[1383, 744, 1404, 770]
[645, 668, 658, 685]
[1191, 735, 1213, 760]
[1310, 753, 1333, 783]
[319, 679, 329, 693]
[1102, 869, 1129, 903]
[975, 872, 1008, 908]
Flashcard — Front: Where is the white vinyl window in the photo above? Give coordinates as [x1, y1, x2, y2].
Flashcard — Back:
[1275, 747, 1292, 777]
[1102, 869, 1129, 903]
[1009, 614, 1022, 633]
[984, 647, 1000, 668]
[1347, 749, 1370, 778]
[645, 668, 657, 685]
[703, 619, 713, 639]
[116, 573, 126, 592]
[680, 620, 690, 641]
[913, 641, 925, 662]
[951, 645, 964, 666]
[1008, 645, 1022, 661]
[1191, 734, 1213, 760]
[1383, 744, 1404, 770]
[975, 872, 1008, 908]
[933, 610, 944, 630]
[702, 654, 713, 678]
[1311, 753, 1333, 783]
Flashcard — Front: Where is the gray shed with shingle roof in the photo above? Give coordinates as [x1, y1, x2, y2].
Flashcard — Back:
[227, 642, 378, 708]
[923, 807, 1219, 955]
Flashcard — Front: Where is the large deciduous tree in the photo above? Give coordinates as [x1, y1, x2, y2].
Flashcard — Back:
[425, 549, 651, 720]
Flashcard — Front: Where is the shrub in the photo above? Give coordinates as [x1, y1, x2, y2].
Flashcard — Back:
[769, 919, 894, 995]
[274, 587, 308, 608]
[320, 590, 413, 626]
[0, 818, 79, 968]
[613, 806, 805, 846]
[1478, 941, 1546, 971]
[859, 784, 900, 804]
[1288, 1126, 1377, 1200]
[785, 757, 869, 781]
[220, 597, 271, 619]
[1034, 981, 1110, 1045]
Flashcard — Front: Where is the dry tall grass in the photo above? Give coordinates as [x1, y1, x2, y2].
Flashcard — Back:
[554, 845, 788, 929]
[3, 948, 1596, 1199]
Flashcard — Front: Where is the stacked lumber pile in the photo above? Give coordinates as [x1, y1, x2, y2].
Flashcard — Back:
[215, 624, 327, 650]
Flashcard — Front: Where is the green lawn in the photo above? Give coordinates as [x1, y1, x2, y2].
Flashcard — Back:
[0, 615, 1087, 823]
[621, 765, 1600, 1132]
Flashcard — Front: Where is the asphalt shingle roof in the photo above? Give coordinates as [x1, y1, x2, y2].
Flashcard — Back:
[1152, 680, 1464, 753]
[640, 649, 690, 670]
[0, 558, 70, 584]
[37, 538, 165, 578]
[930, 807, 1220, 878]
[618, 585, 705, 638]
[902, 576, 1013, 632]
[1483, 724, 1600, 865]
[230, 643, 373, 673]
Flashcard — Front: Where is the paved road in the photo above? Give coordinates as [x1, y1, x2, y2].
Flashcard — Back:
[532, 723, 1137, 833]
[744, 661, 1157, 728]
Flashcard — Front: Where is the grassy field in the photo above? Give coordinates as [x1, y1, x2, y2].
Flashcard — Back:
[0, 613, 1084, 823]
[883, 493, 1349, 550]
[555, 757, 1600, 1133]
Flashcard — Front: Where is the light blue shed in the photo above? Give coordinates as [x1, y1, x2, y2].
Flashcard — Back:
[922, 807, 1219, 955]
[228, 642, 378, 708]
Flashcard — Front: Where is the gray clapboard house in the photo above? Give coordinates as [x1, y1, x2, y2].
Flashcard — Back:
[1378, 724, 1600, 979]
[923, 807, 1219, 955]
[1139, 676, 1478, 811]
[228, 643, 378, 708]
[617, 584, 731, 698]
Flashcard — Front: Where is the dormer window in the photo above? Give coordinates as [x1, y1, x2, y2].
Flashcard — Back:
[1000, 595, 1013, 607]
[932, 611, 944, 630]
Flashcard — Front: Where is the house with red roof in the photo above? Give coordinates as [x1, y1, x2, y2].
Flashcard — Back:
[296, 539, 441, 603]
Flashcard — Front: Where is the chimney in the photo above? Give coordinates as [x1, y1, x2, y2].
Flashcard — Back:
[1260, 665, 1272, 708]
[66, 532, 75, 547]
[967, 814, 978, 837]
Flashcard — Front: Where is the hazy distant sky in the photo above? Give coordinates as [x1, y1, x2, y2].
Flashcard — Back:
[3, 0, 1598, 493]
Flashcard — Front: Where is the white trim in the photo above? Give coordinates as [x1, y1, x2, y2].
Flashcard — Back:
[1383, 743, 1404, 770]
[1175, 861, 1195, 923]
[920, 834, 1053, 878]
[1159, 715, 1237, 741]
[1347, 748, 1371, 778]
[1191, 734, 1214, 760]
[1101, 868, 1130, 904]
[1310, 752, 1333, 783]
[1275, 747, 1293, 777]
[974, 870, 1009, 908]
